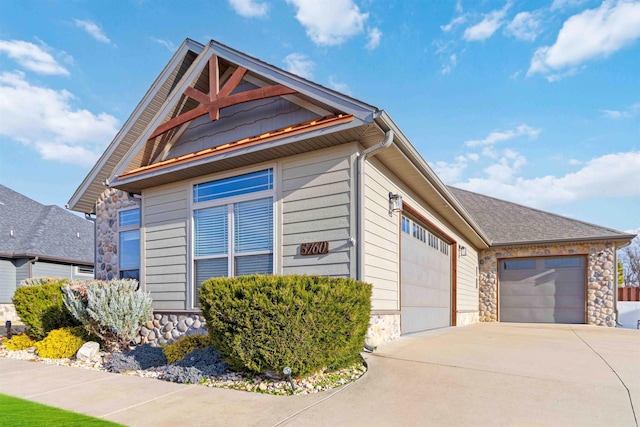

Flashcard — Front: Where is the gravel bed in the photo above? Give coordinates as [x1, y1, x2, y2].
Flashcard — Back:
[0, 344, 366, 396]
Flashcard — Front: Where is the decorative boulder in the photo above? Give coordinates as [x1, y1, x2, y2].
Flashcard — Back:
[76, 341, 100, 361]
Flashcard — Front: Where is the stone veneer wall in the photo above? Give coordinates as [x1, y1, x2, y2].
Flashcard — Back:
[479, 242, 617, 327]
[0, 304, 20, 324]
[134, 313, 208, 346]
[95, 189, 140, 281]
[366, 314, 400, 346]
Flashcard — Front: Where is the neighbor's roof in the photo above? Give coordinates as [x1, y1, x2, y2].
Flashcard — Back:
[0, 185, 94, 264]
[449, 186, 636, 246]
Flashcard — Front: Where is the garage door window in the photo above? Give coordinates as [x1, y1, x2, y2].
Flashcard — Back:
[503, 259, 535, 270]
[545, 257, 581, 268]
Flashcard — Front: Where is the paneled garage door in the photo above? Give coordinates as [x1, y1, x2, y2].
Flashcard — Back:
[499, 256, 586, 323]
[401, 216, 451, 334]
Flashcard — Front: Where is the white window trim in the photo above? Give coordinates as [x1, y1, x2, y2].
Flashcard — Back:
[189, 165, 277, 309]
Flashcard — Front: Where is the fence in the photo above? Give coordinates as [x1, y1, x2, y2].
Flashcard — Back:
[618, 287, 640, 302]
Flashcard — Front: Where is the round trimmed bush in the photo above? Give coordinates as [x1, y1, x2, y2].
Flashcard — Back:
[199, 274, 371, 377]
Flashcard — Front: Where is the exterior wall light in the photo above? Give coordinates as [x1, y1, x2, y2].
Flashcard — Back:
[459, 245, 467, 257]
[389, 192, 403, 216]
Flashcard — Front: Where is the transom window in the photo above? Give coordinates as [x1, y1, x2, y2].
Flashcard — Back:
[402, 215, 450, 255]
[118, 207, 140, 281]
[193, 169, 274, 306]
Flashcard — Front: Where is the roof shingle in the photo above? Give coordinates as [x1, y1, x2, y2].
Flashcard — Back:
[0, 185, 94, 263]
[449, 186, 635, 246]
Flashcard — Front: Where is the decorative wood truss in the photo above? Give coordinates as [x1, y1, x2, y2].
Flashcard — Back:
[148, 55, 298, 141]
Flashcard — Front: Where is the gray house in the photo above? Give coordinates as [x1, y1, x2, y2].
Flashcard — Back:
[0, 185, 94, 323]
[67, 39, 634, 346]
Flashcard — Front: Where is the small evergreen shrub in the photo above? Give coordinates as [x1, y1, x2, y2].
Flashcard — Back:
[103, 344, 167, 373]
[163, 334, 211, 364]
[2, 334, 37, 351]
[199, 275, 371, 377]
[62, 279, 152, 351]
[12, 279, 78, 340]
[158, 347, 228, 383]
[35, 327, 87, 359]
[18, 277, 65, 287]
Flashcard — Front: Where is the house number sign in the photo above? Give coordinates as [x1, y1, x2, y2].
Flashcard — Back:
[300, 241, 329, 256]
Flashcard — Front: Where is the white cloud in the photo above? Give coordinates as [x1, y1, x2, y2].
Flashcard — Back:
[74, 19, 111, 44]
[328, 76, 351, 95]
[0, 39, 69, 76]
[283, 53, 315, 79]
[441, 53, 458, 75]
[457, 151, 640, 208]
[600, 102, 640, 119]
[286, 0, 369, 46]
[366, 27, 382, 50]
[455, 0, 464, 14]
[441, 15, 467, 32]
[568, 158, 583, 165]
[433, 153, 479, 183]
[0, 71, 119, 165]
[506, 11, 542, 41]
[463, 3, 511, 41]
[150, 37, 177, 52]
[464, 124, 541, 147]
[528, 1, 640, 79]
[550, 0, 587, 11]
[228, 0, 268, 17]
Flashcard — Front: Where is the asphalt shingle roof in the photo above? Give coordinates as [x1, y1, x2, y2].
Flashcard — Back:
[449, 186, 634, 246]
[0, 185, 94, 263]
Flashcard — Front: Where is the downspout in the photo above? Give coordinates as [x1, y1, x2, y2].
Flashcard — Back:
[85, 213, 97, 279]
[356, 129, 394, 281]
[28, 256, 39, 278]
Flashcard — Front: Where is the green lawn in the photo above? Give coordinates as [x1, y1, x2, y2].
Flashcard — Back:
[0, 393, 125, 426]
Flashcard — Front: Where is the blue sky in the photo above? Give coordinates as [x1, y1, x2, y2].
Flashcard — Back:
[0, 0, 638, 232]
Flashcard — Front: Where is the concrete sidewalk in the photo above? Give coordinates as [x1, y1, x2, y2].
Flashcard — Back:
[1, 323, 638, 426]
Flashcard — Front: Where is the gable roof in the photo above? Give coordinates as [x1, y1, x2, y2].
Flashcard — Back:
[0, 185, 94, 264]
[67, 38, 377, 214]
[66, 38, 491, 248]
[449, 186, 636, 246]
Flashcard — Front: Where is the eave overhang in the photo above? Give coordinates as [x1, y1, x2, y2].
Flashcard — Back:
[108, 118, 368, 193]
[489, 234, 637, 248]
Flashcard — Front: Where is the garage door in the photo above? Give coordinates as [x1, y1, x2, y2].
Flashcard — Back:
[499, 256, 586, 323]
[401, 216, 451, 334]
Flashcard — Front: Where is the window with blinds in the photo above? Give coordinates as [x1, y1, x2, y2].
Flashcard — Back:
[118, 207, 140, 281]
[193, 169, 274, 307]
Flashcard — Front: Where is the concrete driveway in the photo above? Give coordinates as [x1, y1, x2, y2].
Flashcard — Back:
[1, 323, 638, 426]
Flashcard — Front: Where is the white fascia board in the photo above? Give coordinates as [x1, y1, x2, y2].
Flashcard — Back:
[67, 38, 205, 212]
[377, 110, 491, 247]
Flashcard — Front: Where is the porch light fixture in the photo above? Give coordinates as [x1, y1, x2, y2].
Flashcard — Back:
[389, 192, 403, 216]
[458, 245, 467, 257]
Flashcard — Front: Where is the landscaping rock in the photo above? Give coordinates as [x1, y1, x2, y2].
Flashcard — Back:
[77, 341, 101, 361]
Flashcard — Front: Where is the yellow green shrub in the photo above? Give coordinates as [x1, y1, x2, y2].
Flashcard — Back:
[3, 334, 37, 351]
[35, 327, 87, 359]
[163, 334, 211, 364]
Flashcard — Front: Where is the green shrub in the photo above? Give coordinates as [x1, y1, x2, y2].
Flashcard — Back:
[12, 279, 78, 340]
[62, 279, 153, 351]
[35, 327, 87, 359]
[199, 274, 371, 377]
[2, 334, 37, 351]
[163, 334, 211, 364]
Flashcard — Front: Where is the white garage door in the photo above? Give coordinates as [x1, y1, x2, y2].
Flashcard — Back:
[401, 216, 451, 334]
[499, 256, 586, 324]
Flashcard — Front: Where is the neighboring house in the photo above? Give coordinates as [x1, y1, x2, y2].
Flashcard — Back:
[0, 185, 95, 323]
[67, 39, 635, 346]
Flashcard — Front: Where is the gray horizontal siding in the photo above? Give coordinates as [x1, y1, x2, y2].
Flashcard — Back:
[32, 261, 72, 279]
[281, 146, 354, 277]
[143, 185, 189, 311]
[0, 259, 16, 303]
